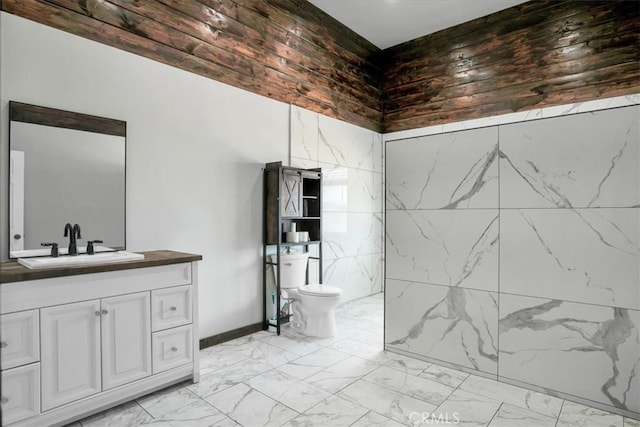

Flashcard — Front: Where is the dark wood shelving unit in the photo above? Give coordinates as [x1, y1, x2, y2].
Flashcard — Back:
[263, 161, 322, 335]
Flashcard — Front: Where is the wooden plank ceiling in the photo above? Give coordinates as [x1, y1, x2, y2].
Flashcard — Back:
[2, 1, 639, 133]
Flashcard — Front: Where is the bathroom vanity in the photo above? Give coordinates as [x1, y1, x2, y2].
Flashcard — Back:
[0, 250, 201, 426]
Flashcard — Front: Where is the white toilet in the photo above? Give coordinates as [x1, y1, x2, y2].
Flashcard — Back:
[272, 252, 342, 338]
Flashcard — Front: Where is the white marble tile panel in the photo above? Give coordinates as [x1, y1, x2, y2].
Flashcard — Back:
[419, 364, 470, 388]
[373, 132, 383, 173]
[339, 379, 437, 425]
[282, 395, 368, 427]
[442, 108, 542, 133]
[275, 347, 350, 380]
[386, 210, 499, 291]
[499, 294, 640, 414]
[432, 388, 501, 427]
[256, 333, 324, 356]
[246, 370, 331, 413]
[318, 114, 376, 171]
[323, 212, 381, 258]
[556, 400, 624, 427]
[373, 174, 383, 213]
[385, 280, 498, 375]
[290, 105, 318, 161]
[541, 96, 638, 118]
[328, 338, 388, 363]
[320, 162, 376, 212]
[384, 124, 444, 142]
[323, 254, 381, 302]
[488, 403, 557, 427]
[386, 127, 499, 209]
[500, 105, 639, 208]
[501, 208, 639, 309]
[290, 156, 318, 169]
[363, 366, 454, 405]
[460, 375, 563, 418]
[206, 383, 297, 427]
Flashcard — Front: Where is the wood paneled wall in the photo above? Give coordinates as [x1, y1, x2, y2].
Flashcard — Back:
[1, 0, 383, 131]
[382, 1, 640, 133]
[2, 1, 639, 133]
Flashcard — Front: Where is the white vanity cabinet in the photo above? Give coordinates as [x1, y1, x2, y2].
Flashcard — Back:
[0, 251, 201, 427]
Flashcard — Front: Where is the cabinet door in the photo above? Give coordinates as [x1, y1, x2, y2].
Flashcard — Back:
[281, 173, 301, 217]
[41, 300, 102, 411]
[101, 292, 152, 390]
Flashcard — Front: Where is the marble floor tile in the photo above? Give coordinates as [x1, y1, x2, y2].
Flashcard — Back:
[136, 383, 202, 418]
[432, 388, 501, 427]
[205, 383, 297, 427]
[556, 400, 624, 427]
[79, 401, 153, 427]
[257, 333, 325, 356]
[71, 293, 634, 427]
[187, 358, 274, 398]
[363, 365, 454, 405]
[282, 395, 368, 427]
[246, 370, 332, 413]
[488, 403, 557, 427]
[419, 364, 470, 388]
[303, 356, 380, 394]
[338, 379, 437, 425]
[276, 347, 350, 379]
[460, 375, 563, 418]
[383, 352, 432, 376]
[153, 399, 233, 427]
[350, 410, 407, 427]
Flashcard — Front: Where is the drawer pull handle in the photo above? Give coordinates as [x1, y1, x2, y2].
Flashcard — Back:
[170, 306, 177, 311]
[0, 341, 7, 348]
[95, 311, 102, 317]
[101, 309, 109, 315]
[171, 346, 178, 352]
[1, 397, 8, 405]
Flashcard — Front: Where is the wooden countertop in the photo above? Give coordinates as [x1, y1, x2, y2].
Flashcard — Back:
[0, 250, 202, 284]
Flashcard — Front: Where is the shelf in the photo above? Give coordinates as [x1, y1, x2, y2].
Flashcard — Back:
[265, 241, 321, 247]
[302, 196, 318, 199]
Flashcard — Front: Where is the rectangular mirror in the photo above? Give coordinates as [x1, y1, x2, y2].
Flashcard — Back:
[8, 102, 126, 258]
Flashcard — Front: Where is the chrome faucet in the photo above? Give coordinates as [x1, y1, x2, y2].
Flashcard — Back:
[64, 223, 82, 256]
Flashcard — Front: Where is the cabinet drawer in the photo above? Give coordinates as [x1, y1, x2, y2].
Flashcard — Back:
[1, 310, 39, 370]
[152, 325, 193, 374]
[1, 363, 40, 425]
[151, 285, 192, 332]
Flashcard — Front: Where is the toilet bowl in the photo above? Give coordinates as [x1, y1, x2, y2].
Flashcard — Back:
[271, 253, 342, 337]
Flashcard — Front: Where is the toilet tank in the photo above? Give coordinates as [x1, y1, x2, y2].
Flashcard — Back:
[271, 253, 309, 289]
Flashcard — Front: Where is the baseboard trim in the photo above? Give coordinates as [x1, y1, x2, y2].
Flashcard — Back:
[199, 322, 263, 350]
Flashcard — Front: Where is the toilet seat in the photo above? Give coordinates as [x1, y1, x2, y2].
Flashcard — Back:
[297, 283, 342, 297]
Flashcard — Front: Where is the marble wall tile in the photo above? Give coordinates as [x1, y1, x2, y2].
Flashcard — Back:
[323, 254, 382, 301]
[385, 280, 498, 375]
[541, 97, 638, 119]
[290, 105, 318, 161]
[386, 210, 498, 292]
[386, 127, 499, 210]
[320, 162, 377, 213]
[500, 106, 639, 208]
[373, 132, 383, 173]
[323, 212, 381, 258]
[290, 156, 318, 169]
[499, 294, 640, 414]
[441, 108, 542, 133]
[318, 114, 377, 171]
[500, 209, 639, 310]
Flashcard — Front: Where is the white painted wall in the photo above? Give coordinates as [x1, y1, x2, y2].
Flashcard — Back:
[0, 13, 290, 338]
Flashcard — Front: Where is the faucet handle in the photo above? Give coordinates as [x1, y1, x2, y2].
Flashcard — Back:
[41, 242, 59, 257]
[87, 240, 103, 255]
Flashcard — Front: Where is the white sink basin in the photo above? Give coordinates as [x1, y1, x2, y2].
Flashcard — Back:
[18, 251, 144, 270]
